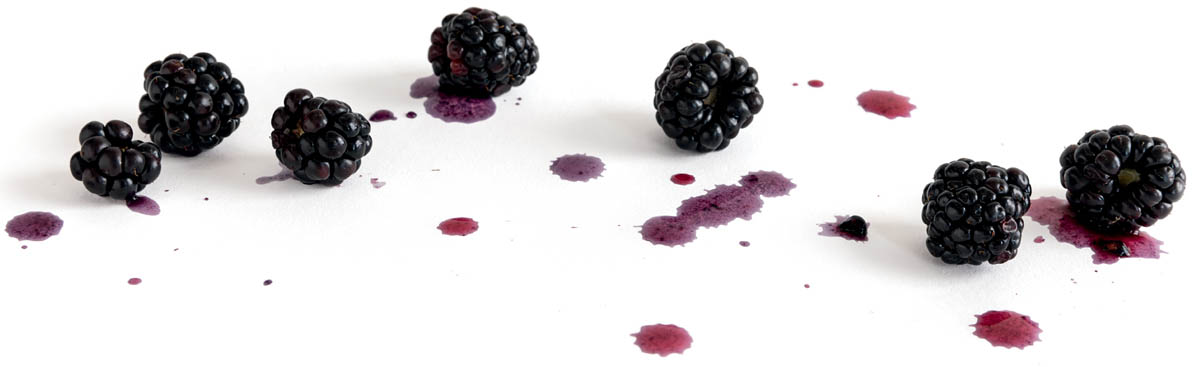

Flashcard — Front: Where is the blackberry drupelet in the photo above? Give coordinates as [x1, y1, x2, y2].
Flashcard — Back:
[922, 159, 1032, 265]
[428, 7, 539, 97]
[654, 40, 763, 152]
[1060, 125, 1185, 234]
[837, 215, 869, 238]
[69, 120, 163, 199]
[138, 52, 248, 156]
[269, 89, 372, 186]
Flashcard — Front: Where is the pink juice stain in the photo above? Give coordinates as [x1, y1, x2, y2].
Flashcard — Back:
[405, 111, 418, 119]
[739, 241, 751, 247]
[126, 196, 160, 216]
[807, 79, 824, 88]
[6, 211, 63, 241]
[369, 109, 397, 122]
[971, 310, 1042, 349]
[127, 277, 142, 285]
[1033, 236, 1045, 243]
[550, 154, 605, 182]
[670, 173, 695, 185]
[256, 167, 294, 185]
[370, 178, 386, 189]
[857, 90, 915, 119]
[640, 171, 795, 247]
[409, 76, 496, 123]
[1026, 197, 1164, 264]
[438, 217, 479, 236]
[817, 215, 869, 242]
[631, 324, 692, 357]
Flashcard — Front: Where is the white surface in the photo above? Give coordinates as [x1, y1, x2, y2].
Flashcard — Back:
[1, 1, 1198, 365]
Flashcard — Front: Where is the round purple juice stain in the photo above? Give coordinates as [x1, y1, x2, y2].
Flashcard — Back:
[126, 196, 160, 216]
[370, 178, 386, 189]
[817, 215, 869, 242]
[1033, 236, 1045, 243]
[6, 211, 63, 241]
[631, 324, 692, 357]
[256, 167, 294, 185]
[405, 111, 418, 119]
[438, 217, 479, 236]
[971, 310, 1041, 349]
[857, 90, 915, 119]
[369, 109, 397, 122]
[739, 241, 751, 247]
[670, 173, 695, 185]
[1027, 196, 1164, 264]
[550, 154, 605, 182]
[640, 171, 795, 247]
[409, 76, 496, 123]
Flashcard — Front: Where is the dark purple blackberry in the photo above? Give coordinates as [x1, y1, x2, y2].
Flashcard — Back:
[428, 7, 539, 97]
[69, 121, 163, 199]
[269, 89, 372, 186]
[837, 215, 869, 238]
[922, 159, 1032, 265]
[1060, 125, 1185, 234]
[138, 52, 247, 156]
[654, 40, 763, 153]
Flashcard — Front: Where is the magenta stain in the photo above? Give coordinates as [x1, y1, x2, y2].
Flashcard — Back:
[409, 76, 496, 123]
[792, 82, 799, 86]
[631, 324, 692, 357]
[203, 197, 209, 201]
[670, 173, 695, 185]
[817, 215, 869, 242]
[369, 109, 397, 122]
[550, 154, 605, 182]
[370, 178, 386, 189]
[256, 167, 294, 185]
[739, 241, 751, 247]
[640, 171, 795, 247]
[405, 111, 418, 119]
[21, 245, 28, 249]
[1033, 236, 1045, 243]
[808, 80, 825, 88]
[6, 212, 64, 241]
[438, 217, 479, 236]
[263, 279, 273, 286]
[126, 196, 160, 216]
[1027, 197, 1164, 264]
[971, 310, 1042, 349]
[803, 284, 810, 288]
[127, 278, 142, 285]
[857, 90, 916, 119]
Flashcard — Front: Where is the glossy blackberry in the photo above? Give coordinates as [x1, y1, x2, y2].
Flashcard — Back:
[654, 40, 763, 153]
[138, 52, 248, 156]
[922, 159, 1032, 265]
[1060, 125, 1185, 234]
[69, 121, 163, 199]
[837, 215, 869, 238]
[269, 89, 372, 186]
[428, 7, 539, 97]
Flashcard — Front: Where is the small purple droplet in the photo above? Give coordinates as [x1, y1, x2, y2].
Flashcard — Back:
[369, 109, 397, 122]
[126, 196, 160, 216]
[405, 111, 418, 119]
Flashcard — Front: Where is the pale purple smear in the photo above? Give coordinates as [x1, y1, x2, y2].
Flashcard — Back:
[6, 212, 63, 241]
[256, 167, 294, 185]
[1026, 196, 1164, 264]
[550, 154, 605, 182]
[817, 215, 869, 242]
[640, 171, 795, 247]
[126, 196, 160, 216]
[409, 76, 496, 123]
[371, 178, 386, 189]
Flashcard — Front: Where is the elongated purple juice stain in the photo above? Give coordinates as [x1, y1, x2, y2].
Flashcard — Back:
[256, 167, 294, 185]
[971, 310, 1041, 349]
[640, 171, 795, 247]
[817, 215, 869, 242]
[1026, 196, 1163, 264]
[127, 196, 160, 216]
[550, 154, 605, 182]
[369, 109, 397, 122]
[409, 76, 496, 123]
[6, 212, 63, 241]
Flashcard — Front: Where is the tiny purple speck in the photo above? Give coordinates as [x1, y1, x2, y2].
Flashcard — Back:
[739, 241, 751, 247]
[817, 215, 869, 242]
[405, 111, 418, 119]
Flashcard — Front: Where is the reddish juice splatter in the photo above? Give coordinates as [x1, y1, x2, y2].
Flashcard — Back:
[256, 167, 294, 185]
[1033, 236, 1045, 243]
[807, 79, 824, 87]
[126, 196, 160, 216]
[438, 217, 479, 236]
[816, 215, 869, 242]
[857, 90, 916, 119]
[263, 279, 273, 286]
[631, 324, 692, 357]
[803, 284, 810, 288]
[369, 109, 397, 122]
[6, 211, 63, 241]
[739, 241, 751, 247]
[550, 154, 605, 182]
[670, 173, 695, 185]
[409, 76, 496, 123]
[370, 178, 386, 189]
[640, 171, 795, 247]
[203, 197, 209, 201]
[405, 111, 417, 119]
[971, 310, 1041, 349]
[792, 82, 799, 86]
[127, 278, 142, 285]
[1027, 197, 1164, 264]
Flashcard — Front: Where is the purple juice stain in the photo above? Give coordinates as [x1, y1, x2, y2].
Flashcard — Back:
[631, 324, 692, 357]
[1033, 236, 1045, 243]
[816, 215, 869, 242]
[409, 76, 496, 123]
[550, 154, 605, 182]
[256, 167, 294, 185]
[369, 109, 397, 122]
[670, 173, 696, 185]
[127, 277, 142, 285]
[370, 178, 386, 189]
[6, 211, 64, 241]
[739, 241, 751, 247]
[405, 111, 418, 119]
[126, 196, 160, 216]
[438, 217, 479, 236]
[640, 171, 795, 247]
[857, 90, 916, 119]
[1027, 197, 1164, 264]
[263, 279, 273, 286]
[971, 310, 1042, 349]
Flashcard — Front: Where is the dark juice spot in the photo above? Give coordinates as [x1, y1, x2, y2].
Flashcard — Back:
[550, 154, 605, 182]
[631, 324, 692, 357]
[670, 173, 695, 185]
[438, 217, 479, 236]
[263, 279, 273, 286]
[6, 211, 63, 241]
[817, 215, 870, 242]
[857, 90, 916, 119]
[640, 171, 795, 247]
[807, 79, 824, 87]
[410, 76, 496, 123]
[1027, 197, 1163, 264]
[739, 241, 750, 247]
[126, 196, 160, 216]
[127, 278, 142, 285]
[369, 109, 397, 122]
[405, 111, 418, 119]
[971, 310, 1042, 349]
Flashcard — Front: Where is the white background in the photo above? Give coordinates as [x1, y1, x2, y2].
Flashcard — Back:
[1, 1, 1197, 366]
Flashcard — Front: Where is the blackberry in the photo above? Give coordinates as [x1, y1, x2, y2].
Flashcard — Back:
[138, 52, 248, 156]
[269, 89, 372, 186]
[1060, 125, 1185, 234]
[654, 40, 763, 152]
[69, 121, 163, 199]
[428, 7, 539, 97]
[922, 159, 1032, 265]
[837, 215, 869, 238]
